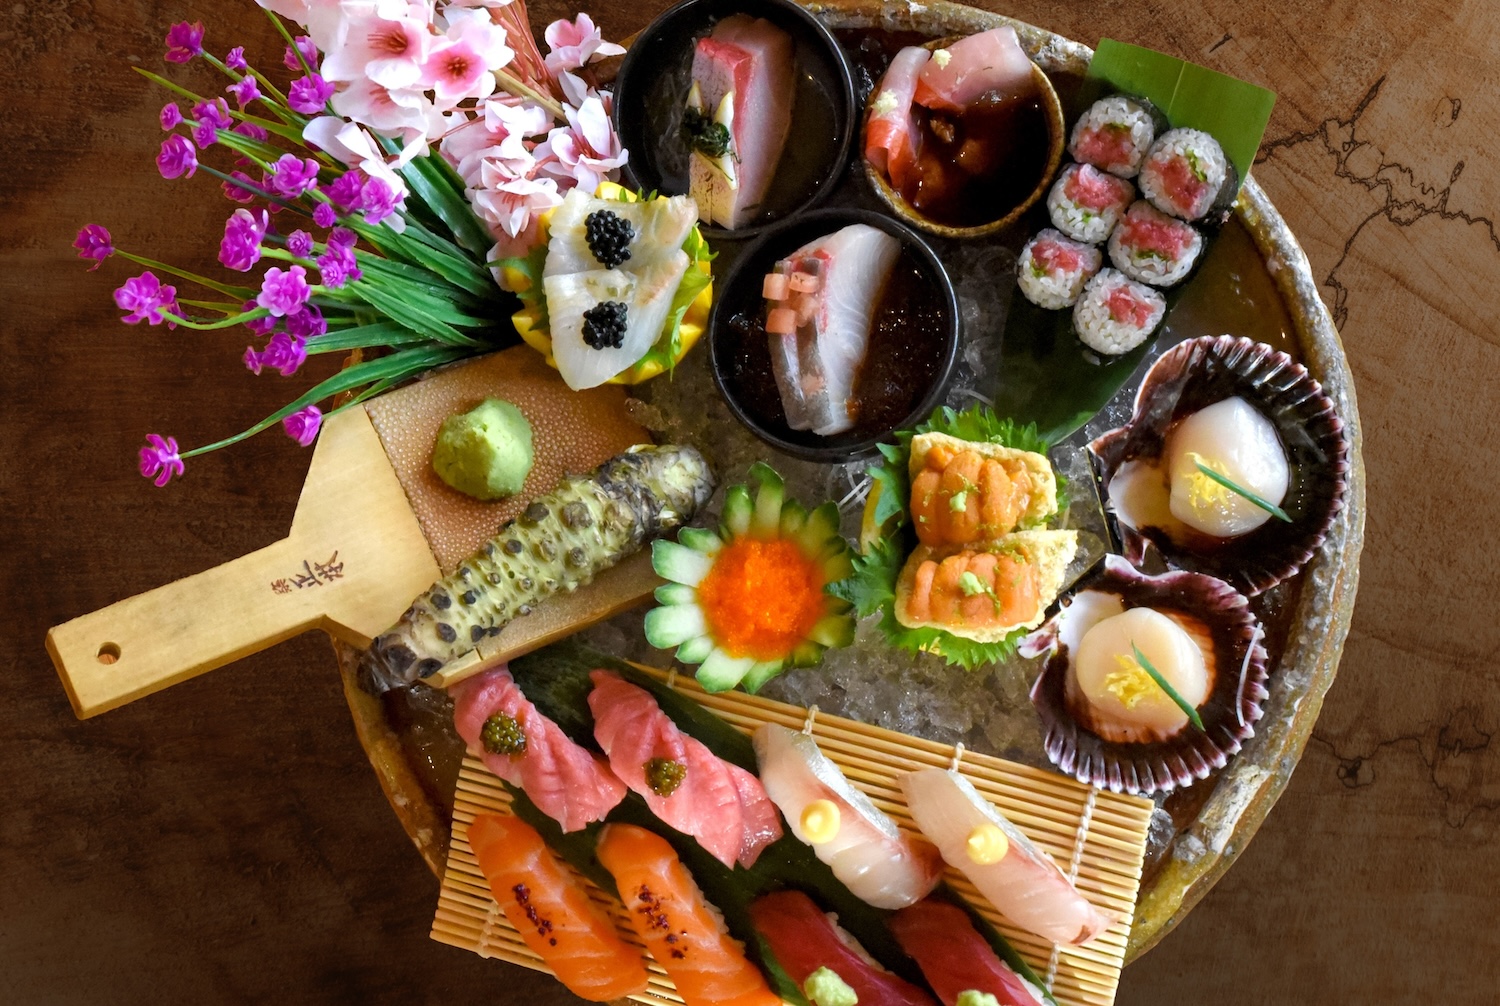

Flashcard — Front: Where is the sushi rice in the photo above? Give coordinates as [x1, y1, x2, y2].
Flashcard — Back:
[1068, 95, 1156, 178]
[1107, 200, 1203, 287]
[1046, 163, 1135, 244]
[1073, 268, 1166, 356]
[1017, 228, 1102, 310]
[1138, 127, 1230, 221]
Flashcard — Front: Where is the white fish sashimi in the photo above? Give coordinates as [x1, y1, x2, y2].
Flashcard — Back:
[899, 768, 1115, 946]
[545, 190, 697, 277]
[545, 254, 688, 390]
[770, 223, 901, 436]
[754, 724, 943, 909]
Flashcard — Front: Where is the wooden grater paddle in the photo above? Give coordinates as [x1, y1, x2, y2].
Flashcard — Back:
[48, 347, 657, 718]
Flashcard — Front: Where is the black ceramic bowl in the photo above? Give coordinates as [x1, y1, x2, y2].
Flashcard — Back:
[708, 208, 960, 463]
[611, 0, 857, 241]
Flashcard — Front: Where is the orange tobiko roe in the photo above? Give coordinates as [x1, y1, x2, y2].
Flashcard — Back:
[696, 537, 826, 661]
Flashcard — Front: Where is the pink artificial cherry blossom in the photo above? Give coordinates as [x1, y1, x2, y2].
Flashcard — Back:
[319, 8, 431, 91]
[543, 14, 624, 77]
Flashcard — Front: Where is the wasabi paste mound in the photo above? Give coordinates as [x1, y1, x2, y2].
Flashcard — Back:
[432, 398, 534, 500]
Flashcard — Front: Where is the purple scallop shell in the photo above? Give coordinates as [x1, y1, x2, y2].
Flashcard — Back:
[1089, 335, 1349, 595]
[1025, 556, 1270, 796]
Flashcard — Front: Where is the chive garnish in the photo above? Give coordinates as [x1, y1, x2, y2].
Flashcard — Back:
[1131, 643, 1205, 731]
[1193, 460, 1292, 522]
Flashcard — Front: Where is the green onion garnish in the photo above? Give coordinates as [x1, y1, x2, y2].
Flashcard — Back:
[1193, 461, 1292, 522]
[1131, 643, 1205, 731]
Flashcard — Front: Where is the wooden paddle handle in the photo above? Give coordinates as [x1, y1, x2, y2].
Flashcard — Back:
[47, 535, 335, 718]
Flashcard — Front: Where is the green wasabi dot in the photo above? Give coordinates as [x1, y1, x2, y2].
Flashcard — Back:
[955, 991, 1002, 1006]
[432, 398, 534, 501]
[803, 967, 858, 1006]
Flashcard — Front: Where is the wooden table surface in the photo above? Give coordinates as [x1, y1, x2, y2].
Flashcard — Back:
[4, 0, 1494, 1001]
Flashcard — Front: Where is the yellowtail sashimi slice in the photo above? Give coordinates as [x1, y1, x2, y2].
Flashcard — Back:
[753, 723, 943, 909]
[899, 767, 1115, 946]
[545, 254, 689, 390]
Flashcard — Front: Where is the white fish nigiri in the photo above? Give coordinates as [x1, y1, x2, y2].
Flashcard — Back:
[754, 724, 943, 909]
[899, 768, 1115, 945]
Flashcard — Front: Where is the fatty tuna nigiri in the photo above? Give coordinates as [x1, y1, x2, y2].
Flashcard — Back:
[913, 27, 1034, 113]
[589, 670, 782, 868]
[899, 768, 1115, 946]
[597, 824, 782, 1006]
[748, 890, 938, 1006]
[753, 724, 943, 909]
[467, 813, 650, 1002]
[865, 46, 931, 190]
[889, 898, 1045, 1006]
[452, 667, 626, 832]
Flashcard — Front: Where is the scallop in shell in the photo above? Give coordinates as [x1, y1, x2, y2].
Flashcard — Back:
[1089, 335, 1348, 595]
[1021, 556, 1269, 795]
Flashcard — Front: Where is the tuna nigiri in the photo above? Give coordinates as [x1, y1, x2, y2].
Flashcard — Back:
[899, 768, 1115, 946]
[686, 15, 795, 228]
[588, 670, 782, 868]
[865, 46, 931, 190]
[467, 813, 650, 1002]
[597, 823, 782, 1006]
[913, 27, 1034, 113]
[748, 890, 938, 1006]
[452, 667, 626, 833]
[764, 223, 901, 437]
[889, 899, 1046, 1006]
[753, 724, 942, 909]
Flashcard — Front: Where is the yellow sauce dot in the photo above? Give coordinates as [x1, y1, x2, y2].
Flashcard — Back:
[800, 800, 842, 845]
[966, 823, 1009, 865]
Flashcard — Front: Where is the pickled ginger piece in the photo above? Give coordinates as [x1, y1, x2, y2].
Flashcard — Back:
[899, 768, 1115, 946]
[769, 224, 901, 436]
[754, 723, 943, 909]
[888, 899, 1045, 1006]
[588, 669, 782, 867]
[452, 667, 627, 833]
[865, 46, 931, 189]
[895, 530, 1078, 642]
[688, 14, 796, 228]
[545, 254, 689, 390]
[914, 27, 1033, 113]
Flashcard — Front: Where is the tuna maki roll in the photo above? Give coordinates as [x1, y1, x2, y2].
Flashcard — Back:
[1018, 229, 1103, 310]
[1107, 201, 1203, 287]
[1068, 95, 1156, 179]
[1073, 268, 1165, 356]
[1046, 163, 1136, 244]
[1138, 128, 1231, 221]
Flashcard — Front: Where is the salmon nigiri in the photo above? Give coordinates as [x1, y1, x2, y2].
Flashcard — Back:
[889, 898, 1045, 1006]
[452, 667, 626, 832]
[467, 813, 650, 1002]
[589, 670, 782, 868]
[597, 823, 782, 1006]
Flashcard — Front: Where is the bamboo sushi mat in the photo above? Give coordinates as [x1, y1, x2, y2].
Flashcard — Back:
[431, 664, 1155, 1006]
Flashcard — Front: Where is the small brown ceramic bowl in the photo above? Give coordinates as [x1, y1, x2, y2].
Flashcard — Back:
[863, 44, 1065, 239]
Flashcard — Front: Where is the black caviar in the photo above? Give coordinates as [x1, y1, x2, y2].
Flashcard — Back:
[584, 209, 634, 269]
[582, 301, 629, 350]
[481, 711, 527, 755]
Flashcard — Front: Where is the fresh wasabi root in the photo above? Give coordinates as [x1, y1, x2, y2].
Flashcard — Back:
[360, 444, 715, 693]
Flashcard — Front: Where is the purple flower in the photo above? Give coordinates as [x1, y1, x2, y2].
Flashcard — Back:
[139, 434, 185, 487]
[243, 344, 265, 375]
[257, 265, 311, 317]
[222, 171, 258, 204]
[268, 154, 321, 198]
[157, 135, 197, 179]
[219, 208, 269, 272]
[286, 229, 314, 258]
[164, 22, 204, 64]
[227, 76, 261, 110]
[113, 271, 177, 325]
[241, 300, 277, 336]
[327, 227, 357, 250]
[312, 202, 336, 228]
[284, 303, 326, 340]
[259, 332, 308, 376]
[233, 121, 268, 142]
[282, 405, 323, 447]
[73, 224, 113, 271]
[160, 103, 182, 130]
[192, 97, 232, 147]
[322, 171, 364, 212]
[359, 176, 400, 225]
[225, 46, 247, 71]
[284, 35, 318, 71]
[316, 234, 360, 289]
[288, 73, 335, 115]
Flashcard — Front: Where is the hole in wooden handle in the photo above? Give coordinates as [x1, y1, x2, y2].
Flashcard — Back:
[97, 642, 121, 664]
